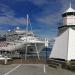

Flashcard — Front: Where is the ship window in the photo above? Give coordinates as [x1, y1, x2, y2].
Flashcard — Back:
[27, 34, 33, 36]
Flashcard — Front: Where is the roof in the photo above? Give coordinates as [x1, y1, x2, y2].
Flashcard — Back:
[64, 7, 75, 13]
[64, 3, 75, 13]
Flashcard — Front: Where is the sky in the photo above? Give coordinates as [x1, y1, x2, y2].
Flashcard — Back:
[0, 0, 75, 39]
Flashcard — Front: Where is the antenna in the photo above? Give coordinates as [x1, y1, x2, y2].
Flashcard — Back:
[26, 14, 33, 34]
[70, 0, 72, 8]
[29, 18, 32, 32]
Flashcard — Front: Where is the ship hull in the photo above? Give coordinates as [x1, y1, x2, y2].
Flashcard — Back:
[0, 42, 45, 53]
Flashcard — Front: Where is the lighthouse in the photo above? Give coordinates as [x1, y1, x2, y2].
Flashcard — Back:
[49, 3, 75, 61]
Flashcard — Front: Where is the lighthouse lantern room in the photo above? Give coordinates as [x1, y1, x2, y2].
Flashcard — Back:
[63, 3, 75, 25]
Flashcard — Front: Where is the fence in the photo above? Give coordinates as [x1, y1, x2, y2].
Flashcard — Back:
[0, 48, 51, 64]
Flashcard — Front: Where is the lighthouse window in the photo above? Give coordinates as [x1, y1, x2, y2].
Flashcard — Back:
[63, 12, 75, 17]
[67, 12, 75, 15]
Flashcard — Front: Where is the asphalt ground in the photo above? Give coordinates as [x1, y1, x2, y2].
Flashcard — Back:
[0, 64, 75, 75]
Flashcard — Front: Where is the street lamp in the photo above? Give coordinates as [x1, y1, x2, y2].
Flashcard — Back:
[43, 38, 48, 73]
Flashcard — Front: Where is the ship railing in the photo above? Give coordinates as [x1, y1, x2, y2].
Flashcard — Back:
[0, 41, 8, 47]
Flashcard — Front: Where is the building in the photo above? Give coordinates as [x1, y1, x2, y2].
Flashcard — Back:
[49, 3, 75, 61]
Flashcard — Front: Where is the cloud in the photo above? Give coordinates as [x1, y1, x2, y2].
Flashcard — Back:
[36, 15, 58, 28]
[60, 0, 69, 12]
[15, 17, 27, 25]
[0, 16, 27, 26]
[0, 4, 15, 17]
[0, 3, 27, 26]
[59, 0, 75, 12]
[0, 0, 74, 31]
[36, 9, 61, 27]
[34, 0, 73, 27]
[36, 15, 52, 25]
[28, 0, 48, 6]
[15, 0, 48, 6]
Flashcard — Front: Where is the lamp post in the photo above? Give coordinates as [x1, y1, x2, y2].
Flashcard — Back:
[43, 38, 48, 73]
[45, 38, 48, 62]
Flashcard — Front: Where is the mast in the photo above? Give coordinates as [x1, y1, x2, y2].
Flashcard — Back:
[26, 14, 29, 33]
[25, 14, 29, 60]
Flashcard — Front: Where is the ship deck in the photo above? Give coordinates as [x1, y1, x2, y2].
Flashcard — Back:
[0, 64, 75, 75]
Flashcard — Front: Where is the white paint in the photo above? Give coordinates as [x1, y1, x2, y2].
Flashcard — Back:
[68, 28, 75, 60]
[64, 4, 75, 13]
[43, 64, 46, 73]
[4, 64, 21, 75]
[45, 38, 48, 47]
[35, 43, 40, 59]
[5, 58, 7, 64]
[50, 28, 68, 60]
[64, 16, 75, 25]
[50, 28, 75, 61]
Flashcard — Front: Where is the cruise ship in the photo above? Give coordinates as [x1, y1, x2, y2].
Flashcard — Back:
[0, 15, 48, 58]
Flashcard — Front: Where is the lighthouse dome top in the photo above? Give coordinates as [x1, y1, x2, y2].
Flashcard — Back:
[64, 3, 75, 13]
[64, 7, 75, 13]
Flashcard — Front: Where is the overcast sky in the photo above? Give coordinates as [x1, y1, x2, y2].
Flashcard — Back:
[0, 0, 75, 39]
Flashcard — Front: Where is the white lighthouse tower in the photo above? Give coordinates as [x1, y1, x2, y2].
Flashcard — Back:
[49, 3, 75, 61]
